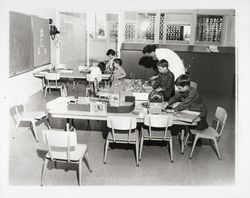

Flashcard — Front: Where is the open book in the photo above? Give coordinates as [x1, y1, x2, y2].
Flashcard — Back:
[173, 110, 200, 123]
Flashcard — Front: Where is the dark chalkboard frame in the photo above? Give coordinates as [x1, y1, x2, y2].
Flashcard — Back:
[9, 11, 34, 77]
[9, 11, 51, 77]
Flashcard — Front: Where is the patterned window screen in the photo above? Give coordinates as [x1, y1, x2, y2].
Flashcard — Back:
[159, 13, 190, 42]
[159, 13, 165, 40]
[125, 23, 136, 41]
[196, 15, 223, 43]
[166, 25, 184, 40]
[138, 13, 156, 41]
[109, 21, 118, 39]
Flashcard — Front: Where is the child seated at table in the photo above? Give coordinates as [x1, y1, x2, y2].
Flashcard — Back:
[152, 59, 175, 101]
[164, 74, 208, 130]
[111, 58, 127, 80]
[106, 49, 116, 73]
[97, 61, 106, 74]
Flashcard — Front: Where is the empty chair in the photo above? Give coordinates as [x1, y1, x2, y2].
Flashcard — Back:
[189, 106, 228, 160]
[44, 72, 64, 97]
[139, 114, 174, 162]
[11, 96, 51, 142]
[41, 130, 92, 186]
[104, 116, 140, 166]
[85, 74, 101, 97]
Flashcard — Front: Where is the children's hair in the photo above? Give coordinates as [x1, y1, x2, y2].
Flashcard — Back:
[106, 49, 116, 56]
[157, 59, 169, 68]
[175, 74, 191, 87]
[113, 58, 122, 66]
[142, 45, 157, 54]
[97, 61, 106, 73]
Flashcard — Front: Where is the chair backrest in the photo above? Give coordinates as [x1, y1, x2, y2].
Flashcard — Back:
[107, 116, 137, 143]
[190, 81, 198, 90]
[143, 114, 173, 140]
[42, 130, 77, 162]
[10, 95, 29, 120]
[214, 107, 228, 137]
[45, 72, 60, 81]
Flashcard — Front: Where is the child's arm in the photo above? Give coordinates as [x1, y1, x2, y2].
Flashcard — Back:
[174, 89, 199, 112]
[117, 68, 126, 79]
[152, 75, 160, 89]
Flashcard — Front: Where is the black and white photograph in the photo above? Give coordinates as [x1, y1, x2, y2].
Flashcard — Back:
[1, 0, 250, 197]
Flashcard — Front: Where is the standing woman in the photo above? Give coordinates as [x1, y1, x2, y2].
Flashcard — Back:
[142, 45, 185, 81]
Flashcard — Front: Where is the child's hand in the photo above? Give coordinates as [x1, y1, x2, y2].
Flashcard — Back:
[155, 88, 163, 92]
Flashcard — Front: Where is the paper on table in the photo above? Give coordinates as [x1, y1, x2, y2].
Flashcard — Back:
[173, 110, 200, 123]
[209, 45, 219, 53]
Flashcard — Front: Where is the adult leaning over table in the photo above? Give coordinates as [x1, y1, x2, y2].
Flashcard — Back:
[142, 44, 185, 81]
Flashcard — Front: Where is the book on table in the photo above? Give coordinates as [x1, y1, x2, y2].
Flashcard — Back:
[173, 110, 200, 123]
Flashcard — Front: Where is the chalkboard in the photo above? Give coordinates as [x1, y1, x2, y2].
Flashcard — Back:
[32, 16, 51, 67]
[9, 12, 51, 77]
[9, 11, 34, 76]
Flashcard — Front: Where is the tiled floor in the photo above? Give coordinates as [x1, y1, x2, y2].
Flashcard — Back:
[8, 83, 235, 186]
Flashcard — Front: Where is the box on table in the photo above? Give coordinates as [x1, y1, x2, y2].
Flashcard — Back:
[107, 101, 135, 113]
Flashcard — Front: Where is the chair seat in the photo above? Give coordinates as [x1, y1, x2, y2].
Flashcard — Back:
[107, 130, 139, 142]
[18, 111, 48, 121]
[45, 144, 87, 162]
[141, 129, 172, 140]
[190, 126, 220, 138]
[45, 84, 63, 88]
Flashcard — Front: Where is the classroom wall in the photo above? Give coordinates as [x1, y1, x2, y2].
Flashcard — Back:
[9, 9, 56, 104]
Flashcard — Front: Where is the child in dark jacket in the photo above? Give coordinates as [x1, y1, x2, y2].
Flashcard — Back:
[152, 59, 175, 101]
[165, 74, 208, 130]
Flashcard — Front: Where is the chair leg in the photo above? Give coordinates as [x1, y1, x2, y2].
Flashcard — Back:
[45, 117, 51, 129]
[44, 87, 48, 97]
[78, 160, 82, 186]
[212, 138, 222, 160]
[189, 135, 199, 159]
[13, 120, 21, 139]
[135, 141, 139, 166]
[31, 121, 38, 142]
[104, 139, 109, 164]
[139, 135, 144, 160]
[73, 81, 75, 90]
[41, 158, 49, 186]
[84, 150, 92, 172]
[184, 132, 190, 147]
[169, 138, 174, 163]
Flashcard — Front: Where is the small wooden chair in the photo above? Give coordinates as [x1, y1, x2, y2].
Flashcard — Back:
[41, 130, 92, 186]
[11, 96, 51, 142]
[44, 73, 64, 97]
[104, 116, 140, 166]
[189, 106, 228, 160]
[140, 114, 174, 162]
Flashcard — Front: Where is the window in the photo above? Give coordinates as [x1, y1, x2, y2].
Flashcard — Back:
[137, 13, 156, 41]
[125, 22, 136, 41]
[159, 13, 191, 43]
[195, 15, 223, 43]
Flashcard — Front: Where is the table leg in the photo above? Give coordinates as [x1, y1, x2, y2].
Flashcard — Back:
[41, 77, 45, 93]
[180, 129, 185, 154]
[66, 118, 70, 131]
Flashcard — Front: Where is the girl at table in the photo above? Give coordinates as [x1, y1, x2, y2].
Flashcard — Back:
[165, 74, 208, 130]
[111, 58, 127, 80]
[105, 49, 116, 73]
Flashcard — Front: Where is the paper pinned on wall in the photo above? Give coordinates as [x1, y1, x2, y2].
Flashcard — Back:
[209, 45, 219, 52]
